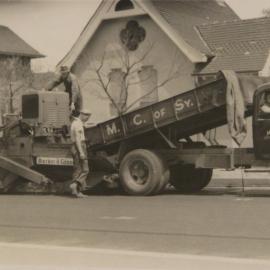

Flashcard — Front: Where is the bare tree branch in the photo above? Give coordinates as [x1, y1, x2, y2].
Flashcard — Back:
[125, 70, 179, 112]
[0, 57, 34, 113]
[127, 73, 153, 86]
[93, 57, 122, 115]
[262, 8, 270, 17]
[81, 41, 180, 117]
[128, 43, 154, 71]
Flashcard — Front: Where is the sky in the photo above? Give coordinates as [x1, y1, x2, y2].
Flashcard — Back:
[0, 0, 269, 71]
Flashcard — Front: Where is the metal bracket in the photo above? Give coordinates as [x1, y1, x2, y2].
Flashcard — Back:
[153, 122, 176, 149]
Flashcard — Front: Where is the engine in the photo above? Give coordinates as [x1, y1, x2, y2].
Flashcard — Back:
[21, 91, 70, 137]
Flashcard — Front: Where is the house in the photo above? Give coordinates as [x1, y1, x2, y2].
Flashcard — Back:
[194, 17, 270, 147]
[0, 25, 44, 78]
[58, 0, 270, 146]
[195, 16, 270, 78]
[0, 25, 44, 113]
[58, 0, 239, 119]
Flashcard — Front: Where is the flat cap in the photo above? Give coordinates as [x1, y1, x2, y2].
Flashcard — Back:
[80, 109, 92, 115]
[60, 65, 70, 73]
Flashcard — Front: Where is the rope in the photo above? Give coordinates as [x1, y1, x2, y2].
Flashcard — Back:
[239, 144, 246, 197]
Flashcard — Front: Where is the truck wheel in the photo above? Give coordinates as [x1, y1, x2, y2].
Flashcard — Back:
[120, 149, 170, 196]
[151, 152, 170, 195]
[170, 165, 212, 193]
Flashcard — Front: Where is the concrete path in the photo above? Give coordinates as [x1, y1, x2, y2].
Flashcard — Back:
[0, 242, 270, 270]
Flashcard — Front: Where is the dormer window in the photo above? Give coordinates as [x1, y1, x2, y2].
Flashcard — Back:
[115, 0, 134, 11]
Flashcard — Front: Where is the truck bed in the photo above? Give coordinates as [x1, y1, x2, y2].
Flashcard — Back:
[85, 78, 252, 150]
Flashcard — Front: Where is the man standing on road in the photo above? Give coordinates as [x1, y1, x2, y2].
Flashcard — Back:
[45, 66, 82, 113]
[69, 109, 91, 198]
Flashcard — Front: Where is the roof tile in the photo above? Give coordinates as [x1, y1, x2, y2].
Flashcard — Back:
[197, 17, 270, 74]
[152, 0, 239, 54]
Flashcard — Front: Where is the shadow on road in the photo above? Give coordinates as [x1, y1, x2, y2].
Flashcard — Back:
[3, 185, 270, 198]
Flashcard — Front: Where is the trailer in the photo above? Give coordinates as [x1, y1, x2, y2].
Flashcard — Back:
[84, 77, 270, 195]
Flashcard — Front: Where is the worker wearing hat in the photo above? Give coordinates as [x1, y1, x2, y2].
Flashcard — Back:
[69, 109, 92, 198]
[45, 66, 82, 113]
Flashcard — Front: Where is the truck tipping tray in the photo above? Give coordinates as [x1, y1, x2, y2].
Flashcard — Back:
[86, 78, 252, 149]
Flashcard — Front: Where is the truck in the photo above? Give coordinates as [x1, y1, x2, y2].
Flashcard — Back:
[1, 76, 270, 195]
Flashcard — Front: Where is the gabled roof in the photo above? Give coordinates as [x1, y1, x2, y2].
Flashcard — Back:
[0, 25, 44, 58]
[151, 0, 239, 55]
[60, 0, 238, 68]
[196, 17, 270, 74]
[58, 0, 240, 69]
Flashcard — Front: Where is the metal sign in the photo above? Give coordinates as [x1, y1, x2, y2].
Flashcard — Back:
[36, 157, 73, 166]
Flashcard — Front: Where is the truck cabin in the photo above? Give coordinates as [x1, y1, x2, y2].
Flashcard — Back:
[253, 83, 270, 160]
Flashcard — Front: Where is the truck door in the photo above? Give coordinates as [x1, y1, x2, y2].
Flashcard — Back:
[253, 83, 270, 159]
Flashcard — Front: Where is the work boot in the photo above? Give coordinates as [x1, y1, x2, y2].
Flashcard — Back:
[70, 182, 78, 196]
[76, 192, 88, 198]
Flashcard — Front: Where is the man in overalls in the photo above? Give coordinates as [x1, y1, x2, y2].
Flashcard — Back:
[46, 66, 82, 113]
[69, 109, 91, 198]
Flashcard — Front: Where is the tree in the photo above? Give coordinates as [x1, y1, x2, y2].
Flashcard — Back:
[80, 43, 180, 116]
[262, 8, 270, 17]
[0, 57, 35, 114]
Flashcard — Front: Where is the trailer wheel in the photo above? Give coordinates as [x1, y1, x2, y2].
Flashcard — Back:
[120, 149, 170, 196]
[170, 165, 212, 193]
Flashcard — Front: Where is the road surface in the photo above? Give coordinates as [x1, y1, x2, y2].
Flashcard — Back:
[1, 187, 270, 268]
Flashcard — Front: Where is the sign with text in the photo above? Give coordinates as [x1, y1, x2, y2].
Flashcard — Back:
[173, 92, 198, 120]
[36, 157, 73, 166]
[101, 118, 124, 142]
[152, 100, 175, 127]
[126, 109, 154, 134]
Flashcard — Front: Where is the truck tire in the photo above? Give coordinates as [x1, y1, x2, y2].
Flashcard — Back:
[151, 152, 170, 195]
[120, 149, 170, 196]
[170, 165, 212, 193]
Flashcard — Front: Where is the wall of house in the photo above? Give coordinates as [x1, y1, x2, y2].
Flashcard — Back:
[0, 55, 31, 79]
[72, 15, 196, 123]
[0, 55, 32, 114]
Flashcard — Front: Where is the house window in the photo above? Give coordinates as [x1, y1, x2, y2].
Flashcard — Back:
[120, 20, 146, 51]
[138, 65, 158, 107]
[115, 0, 134, 11]
[108, 68, 126, 116]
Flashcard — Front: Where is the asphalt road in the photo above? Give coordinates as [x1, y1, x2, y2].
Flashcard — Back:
[1, 187, 270, 262]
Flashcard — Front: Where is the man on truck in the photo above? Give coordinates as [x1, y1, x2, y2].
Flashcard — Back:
[69, 109, 92, 198]
[45, 66, 82, 113]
